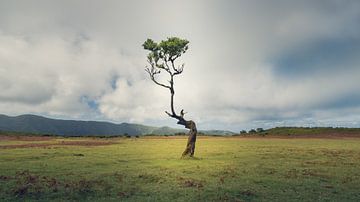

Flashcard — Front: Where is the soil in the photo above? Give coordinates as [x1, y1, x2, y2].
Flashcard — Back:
[0, 138, 117, 149]
[232, 133, 360, 139]
[0, 135, 54, 141]
[145, 134, 360, 139]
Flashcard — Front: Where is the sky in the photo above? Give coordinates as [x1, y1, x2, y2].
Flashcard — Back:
[0, 0, 360, 131]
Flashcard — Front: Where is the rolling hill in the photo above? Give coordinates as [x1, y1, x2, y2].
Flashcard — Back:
[0, 114, 235, 136]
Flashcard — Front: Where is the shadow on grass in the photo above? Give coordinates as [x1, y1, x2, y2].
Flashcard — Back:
[180, 156, 203, 160]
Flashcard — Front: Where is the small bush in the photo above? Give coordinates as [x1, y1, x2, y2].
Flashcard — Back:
[256, 128, 264, 133]
[249, 129, 256, 133]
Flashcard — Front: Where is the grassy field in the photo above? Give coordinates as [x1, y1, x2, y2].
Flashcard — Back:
[1, 136, 360, 201]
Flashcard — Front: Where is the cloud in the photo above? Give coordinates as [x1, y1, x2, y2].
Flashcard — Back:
[0, 32, 142, 119]
[0, 0, 359, 130]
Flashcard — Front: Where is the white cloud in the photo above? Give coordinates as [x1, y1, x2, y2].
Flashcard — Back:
[0, 0, 359, 130]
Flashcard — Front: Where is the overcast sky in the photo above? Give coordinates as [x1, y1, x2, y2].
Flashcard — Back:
[0, 0, 360, 131]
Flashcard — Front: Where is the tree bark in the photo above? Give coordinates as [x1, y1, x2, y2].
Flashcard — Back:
[182, 120, 197, 157]
[165, 112, 198, 157]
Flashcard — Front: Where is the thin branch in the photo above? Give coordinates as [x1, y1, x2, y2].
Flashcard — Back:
[165, 110, 187, 126]
[152, 79, 171, 89]
[156, 63, 172, 75]
[170, 59, 178, 74]
[170, 55, 180, 62]
[145, 51, 188, 127]
[170, 60, 184, 76]
[163, 57, 174, 76]
[145, 67, 171, 89]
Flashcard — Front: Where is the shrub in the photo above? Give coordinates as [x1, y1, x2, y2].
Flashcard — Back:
[249, 129, 256, 133]
[256, 128, 264, 133]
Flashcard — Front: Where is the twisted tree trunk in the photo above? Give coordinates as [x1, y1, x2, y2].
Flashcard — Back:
[165, 94, 197, 157]
[182, 120, 197, 157]
[165, 79, 197, 157]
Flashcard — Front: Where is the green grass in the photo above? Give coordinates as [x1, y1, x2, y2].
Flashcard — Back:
[1, 136, 360, 201]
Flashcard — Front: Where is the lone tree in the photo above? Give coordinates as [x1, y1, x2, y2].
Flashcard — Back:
[143, 37, 197, 157]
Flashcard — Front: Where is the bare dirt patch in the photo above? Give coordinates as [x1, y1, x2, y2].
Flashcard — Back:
[177, 177, 204, 188]
[0, 140, 117, 149]
[57, 140, 116, 146]
[231, 133, 360, 139]
[143, 134, 360, 140]
[1, 170, 109, 198]
[143, 135, 223, 139]
[0, 135, 54, 141]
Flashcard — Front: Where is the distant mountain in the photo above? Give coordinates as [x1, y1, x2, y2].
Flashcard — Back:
[199, 130, 235, 136]
[0, 114, 235, 136]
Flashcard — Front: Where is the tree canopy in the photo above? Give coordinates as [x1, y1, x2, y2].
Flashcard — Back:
[143, 37, 189, 62]
[143, 37, 189, 80]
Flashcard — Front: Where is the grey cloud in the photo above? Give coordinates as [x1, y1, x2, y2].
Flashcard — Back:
[0, 0, 360, 130]
[273, 37, 360, 77]
[0, 80, 54, 104]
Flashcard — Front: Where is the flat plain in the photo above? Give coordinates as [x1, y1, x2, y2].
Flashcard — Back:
[1, 135, 360, 201]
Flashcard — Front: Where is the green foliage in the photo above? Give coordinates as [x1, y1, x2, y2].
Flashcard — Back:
[142, 39, 158, 51]
[143, 37, 189, 62]
[158, 37, 189, 59]
[1, 136, 360, 201]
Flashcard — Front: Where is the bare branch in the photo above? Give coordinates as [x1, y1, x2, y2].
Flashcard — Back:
[152, 79, 171, 89]
[163, 57, 174, 76]
[165, 110, 187, 126]
[170, 54, 180, 62]
[155, 63, 171, 74]
[170, 59, 177, 74]
[145, 66, 171, 90]
[170, 60, 184, 76]
[165, 111, 173, 117]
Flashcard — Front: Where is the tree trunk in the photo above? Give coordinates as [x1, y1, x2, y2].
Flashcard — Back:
[182, 120, 197, 157]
